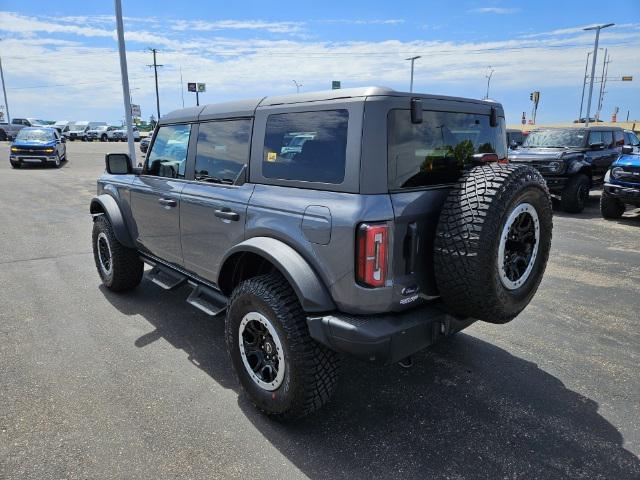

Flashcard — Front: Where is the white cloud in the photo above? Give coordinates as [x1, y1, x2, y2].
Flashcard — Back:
[0, 12, 638, 124]
[469, 7, 520, 14]
[171, 19, 305, 34]
[320, 19, 405, 25]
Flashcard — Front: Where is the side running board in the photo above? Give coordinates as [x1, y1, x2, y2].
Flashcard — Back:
[186, 285, 227, 317]
[143, 259, 228, 316]
[147, 265, 187, 290]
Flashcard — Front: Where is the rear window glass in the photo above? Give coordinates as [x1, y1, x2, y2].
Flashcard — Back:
[263, 110, 348, 184]
[388, 109, 506, 189]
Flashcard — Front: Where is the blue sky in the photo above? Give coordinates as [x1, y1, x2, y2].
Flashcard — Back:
[1, 0, 639, 125]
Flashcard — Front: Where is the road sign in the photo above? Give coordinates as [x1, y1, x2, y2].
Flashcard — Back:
[622, 76, 633, 81]
[187, 82, 197, 92]
[332, 80, 341, 90]
[521, 112, 526, 125]
[131, 104, 141, 117]
[197, 83, 206, 92]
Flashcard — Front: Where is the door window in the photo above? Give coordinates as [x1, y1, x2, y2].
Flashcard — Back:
[145, 124, 191, 179]
[614, 130, 624, 146]
[601, 131, 613, 148]
[194, 119, 251, 184]
[588, 131, 602, 145]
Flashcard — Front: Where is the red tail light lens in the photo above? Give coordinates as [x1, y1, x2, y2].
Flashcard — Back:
[356, 223, 388, 288]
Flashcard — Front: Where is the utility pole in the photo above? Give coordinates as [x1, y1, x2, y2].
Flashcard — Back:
[292, 80, 302, 93]
[147, 48, 163, 120]
[180, 65, 185, 108]
[484, 66, 495, 100]
[114, 0, 136, 163]
[0, 39, 10, 123]
[596, 50, 610, 122]
[405, 56, 421, 93]
[584, 23, 614, 127]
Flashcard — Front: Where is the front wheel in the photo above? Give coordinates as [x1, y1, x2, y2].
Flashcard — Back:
[226, 272, 340, 420]
[561, 174, 590, 213]
[101, 134, 108, 142]
[600, 191, 625, 219]
[92, 215, 143, 291]
[53, 154, 61, 168]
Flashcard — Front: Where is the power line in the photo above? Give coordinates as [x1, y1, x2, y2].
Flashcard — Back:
[6, 75, 154, 90]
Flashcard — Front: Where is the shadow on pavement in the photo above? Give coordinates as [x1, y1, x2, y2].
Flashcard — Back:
[101, 280, 640, 479]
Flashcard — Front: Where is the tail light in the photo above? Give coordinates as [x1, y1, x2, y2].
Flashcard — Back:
[472, 153, 508, 164]
[356, 223, 388, 288]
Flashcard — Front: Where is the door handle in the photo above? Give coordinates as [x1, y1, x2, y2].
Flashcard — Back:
[214, 207, 239, 221]
[158, 198, 177, 207]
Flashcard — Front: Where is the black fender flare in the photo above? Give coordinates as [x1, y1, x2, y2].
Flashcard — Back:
[566, 157, 591, 176]
[89, 194, 136, 248]
[219, 237, 336, 313]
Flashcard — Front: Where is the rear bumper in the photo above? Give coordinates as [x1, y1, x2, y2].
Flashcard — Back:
[307, 302, 476, 365]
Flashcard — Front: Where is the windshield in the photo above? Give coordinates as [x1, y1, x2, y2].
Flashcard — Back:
[94, 126, 108, 131]
[523, 130, 586, 148]
[16, 129, 55, 142]
[69, 124, 87, 131]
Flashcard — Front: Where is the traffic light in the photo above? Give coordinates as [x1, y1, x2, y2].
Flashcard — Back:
[530, 92, 534, 101]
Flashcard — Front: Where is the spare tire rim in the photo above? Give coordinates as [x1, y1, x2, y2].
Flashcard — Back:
[238, 312, 285, 391]
[96, 232, 113, 276]
[498, 203, 540, 290]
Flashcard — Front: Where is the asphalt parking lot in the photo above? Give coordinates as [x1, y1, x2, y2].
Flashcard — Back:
[1, 141, 639, 479]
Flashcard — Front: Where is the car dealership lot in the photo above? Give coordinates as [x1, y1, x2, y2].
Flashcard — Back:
[1, 141, 638, 479]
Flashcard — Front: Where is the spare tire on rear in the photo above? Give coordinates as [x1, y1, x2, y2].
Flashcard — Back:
[434, 164, 552, 324]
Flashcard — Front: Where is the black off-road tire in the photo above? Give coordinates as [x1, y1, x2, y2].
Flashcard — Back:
[0, 130, 7, 141]
[434, 164, 553, 324]
[92, 215, 143, 292]
[101, 134, 108, 142]
[600, 191, 625, 219]
[560, 173, 590, 213]
[226, 271, 340, 420]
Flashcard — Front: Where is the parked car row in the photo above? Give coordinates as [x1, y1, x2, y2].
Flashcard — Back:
[509, 126, 639, 213]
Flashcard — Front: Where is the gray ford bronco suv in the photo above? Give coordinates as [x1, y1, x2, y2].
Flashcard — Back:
[90, 87, 553, 419]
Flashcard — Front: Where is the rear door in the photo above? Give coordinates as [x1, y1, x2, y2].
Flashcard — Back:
[383, 99, 507, 302]
[180, 119, 254, 282]
[130, 123, 193, 266]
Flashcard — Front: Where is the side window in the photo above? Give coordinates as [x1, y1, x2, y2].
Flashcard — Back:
[627, 132, 640, 146]
[145, 124, 191, 179]
[194, 119, 251, 183]
[601, 131, 613, 148]
[588, 131, 602, 145]
[614, 130, 624, 146]
[263, 110, 348, 184]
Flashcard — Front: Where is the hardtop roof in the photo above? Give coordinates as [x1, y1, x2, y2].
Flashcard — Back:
[160, 86, 502, 125]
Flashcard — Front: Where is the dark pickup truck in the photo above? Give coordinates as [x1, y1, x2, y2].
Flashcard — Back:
[509, 126, 623, 213]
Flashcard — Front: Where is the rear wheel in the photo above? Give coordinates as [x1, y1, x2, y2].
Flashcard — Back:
[561, 173, 590, 213]
[434, 164, 553, 324]
[92, 215, 143, 291]
[226, 271, 340, 420]
[600, 191, 625, 219]
[101, 134, 108, 142]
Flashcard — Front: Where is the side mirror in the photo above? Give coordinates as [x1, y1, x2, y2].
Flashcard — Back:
[410, 98, 423, 124]
[621, 145, 633, 154]
[589, 142, 604, 151]
[105, 153, 132, 174]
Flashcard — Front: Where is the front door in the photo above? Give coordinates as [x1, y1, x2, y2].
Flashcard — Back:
[130, 123, 192, 266]
[180, 119, 254, 283]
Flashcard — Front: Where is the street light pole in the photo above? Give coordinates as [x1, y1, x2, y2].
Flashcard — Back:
[0, 39, 10, 123]
[578, 51, 592, 122]
[114, 0, 136, 163]
[405, 56, 421, 93]
[485, 66, 495, 100]
[292, 80, 302, 93]
[583, 23, 614, 128]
